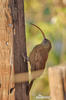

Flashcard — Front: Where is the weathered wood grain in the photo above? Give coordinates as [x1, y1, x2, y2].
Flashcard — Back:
[48, 66, 66, 100]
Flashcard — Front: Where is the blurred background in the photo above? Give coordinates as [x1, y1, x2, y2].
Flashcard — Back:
[24, 0, 66, 100]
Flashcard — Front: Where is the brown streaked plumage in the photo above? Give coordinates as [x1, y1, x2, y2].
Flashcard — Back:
[26, 23, 52, 95]
[29, 44, 48, 71]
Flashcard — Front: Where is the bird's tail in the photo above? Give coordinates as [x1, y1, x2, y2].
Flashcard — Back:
[26, 80, 34, 95]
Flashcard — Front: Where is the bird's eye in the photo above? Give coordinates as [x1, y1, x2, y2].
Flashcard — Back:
[44, 39, 48, 43]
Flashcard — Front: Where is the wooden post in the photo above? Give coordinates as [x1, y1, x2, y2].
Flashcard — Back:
[48, 66, 66, 100]
[10, 0, 29, 100]
[0, 0, 14, 100]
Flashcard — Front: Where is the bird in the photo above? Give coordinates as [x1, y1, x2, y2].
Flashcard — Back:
[23, 23, 52, 95]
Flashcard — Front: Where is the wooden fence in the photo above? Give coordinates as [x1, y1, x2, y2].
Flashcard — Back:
[0, 64, 66, 100]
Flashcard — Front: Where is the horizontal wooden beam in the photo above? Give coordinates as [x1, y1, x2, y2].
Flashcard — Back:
[14, 69, 44, 83]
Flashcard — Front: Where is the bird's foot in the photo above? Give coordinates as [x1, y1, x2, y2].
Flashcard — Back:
[22, 53, 29, 62]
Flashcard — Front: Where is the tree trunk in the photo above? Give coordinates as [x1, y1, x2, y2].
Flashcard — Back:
[10, 0, 29, 100]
